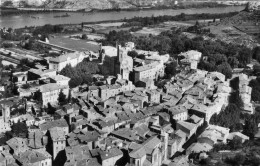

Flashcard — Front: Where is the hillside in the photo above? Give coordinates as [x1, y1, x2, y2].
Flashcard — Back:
[1, 0, 175, 10]
[41, 0, 177, 10]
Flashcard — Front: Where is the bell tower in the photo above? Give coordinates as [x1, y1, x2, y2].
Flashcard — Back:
[2, 104, 10, 123]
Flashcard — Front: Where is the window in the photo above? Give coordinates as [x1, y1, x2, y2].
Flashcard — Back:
[137, 160, 140, 166]
[153, 153, 158, 162]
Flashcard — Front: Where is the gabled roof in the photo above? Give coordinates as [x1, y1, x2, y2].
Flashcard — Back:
[177, 121, 197, 132]
[40, 83, 69, 93]
[190, 114, 203, 124]
[49, 52, 81, 63]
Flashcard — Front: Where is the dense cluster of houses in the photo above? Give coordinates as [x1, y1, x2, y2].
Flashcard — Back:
[0, 42, 251, 166]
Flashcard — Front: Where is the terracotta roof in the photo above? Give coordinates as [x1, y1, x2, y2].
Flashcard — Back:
[39, 119, 68, 131]
[99, 148, 123, 160]
[49, 127, 66, 141]
[40, 83, 68, 93]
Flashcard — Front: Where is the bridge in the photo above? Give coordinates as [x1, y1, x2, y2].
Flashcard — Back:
[36, 40, 76, 53]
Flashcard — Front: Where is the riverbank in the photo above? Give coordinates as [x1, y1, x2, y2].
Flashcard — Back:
[0, 6, 245, 29]
[0, 2, 245, 16]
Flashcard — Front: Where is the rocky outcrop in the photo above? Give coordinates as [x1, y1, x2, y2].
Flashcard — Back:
[245, 2, 260, 12]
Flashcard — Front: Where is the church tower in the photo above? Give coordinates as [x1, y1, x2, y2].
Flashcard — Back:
[2, 104, 10, 123]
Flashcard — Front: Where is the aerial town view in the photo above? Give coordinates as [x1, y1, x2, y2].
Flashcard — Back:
[0, 0, 260, 166]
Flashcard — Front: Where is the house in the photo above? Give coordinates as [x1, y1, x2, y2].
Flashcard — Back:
[136, 79, 156, 90]
[190, 115, 204, 127]
[168, 106, 188, 121]
[178, 50, 202, 62]
[39, 119, 69, 135]
[40, 83, 69, 106]
[13, 149, 52, 166]
[169, 155, 189, 166]
[64, 145, 92, 166]
[190, 104, 212, 122]
[168, 131, 186, 158]
[28, 130, 46, 149]
[176, 121, 198, 139]
[178, 50, 202, 70]
[198, 125, 230, 145]
[50, 75, 70, 86]
[146, 89, 161, 104]
[227, 132, 249, 143]
[89, 86, 99, 98]
[49, 52, 87, 72]
[6, 137, 29, 156]
[12, 71, 28, 85]
[49, 127, 66, 160]
[133, 61, 164, 83]
[28, 69, 56, 81]
[0, 151, 17, 166]
[186, 142, 212, 154]
[99, 148, 123, 166]
[0, 102, 11, 133]
[76, 130, 100, 150]
[129, 136, 162, 166]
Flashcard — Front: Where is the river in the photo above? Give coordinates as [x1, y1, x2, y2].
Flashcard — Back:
[0, 6, 245, 29]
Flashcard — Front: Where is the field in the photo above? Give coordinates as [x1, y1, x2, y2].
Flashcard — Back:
[132, 21, 193, 36]
[49, 35, 101, 53]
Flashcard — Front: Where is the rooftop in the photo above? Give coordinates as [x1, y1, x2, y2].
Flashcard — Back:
[39, 119, 68, 131]
[14, 149, 50, 165]
[40, 83, 69, 93]
[134, 62, 160, 72]
[49, 127, 66, 141]
[99, 148, 123, 161]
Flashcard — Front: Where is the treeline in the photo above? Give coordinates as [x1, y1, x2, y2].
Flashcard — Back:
[249, 77, 260, 102]
[121, 12, 239, 27]
[60, 59, 99, 88]
[102, 30, 252, 79]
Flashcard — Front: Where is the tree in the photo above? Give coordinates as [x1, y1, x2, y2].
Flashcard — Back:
[229, 91, 244, 109]
[209, 104, 241, 130]
[230, 77, 239, 91]
[228, 57, 239, 68]
[243, 117, 258, 139]
[12, 122, 28, 138]
[127, 51, 138, 59]
[2, 1, 13, 7]
[58, 90, 67, 105]
[237, 47, 252, 66]
[19, 1, 29, 7]
[249, 77, 260, 102]
[199, 158, 211, 165]
[228, 137, 243, 150]
[33, 90, 42, 101]
[253, 46, 260, 63]
[21, 84, 30, 89]
[165, 61, 177, 78]
[217, 62, 232, 79]
[31, 106, 36, 116]
[47, 103, 56, 115]
[226, 153, 245, 166]
[60, 61, 99, 88]
[81, 34, 88, 40]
